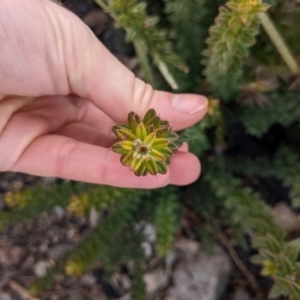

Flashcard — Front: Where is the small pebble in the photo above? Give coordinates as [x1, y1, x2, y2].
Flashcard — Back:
[141, 242, 153, 259]
[174, 238, 200, 258]
[0, 293, 12, 300]
[34, 260, 54, 277]
[49, 244, 72, 261]
[0, 246, 26, 267]
[89, 207, 100, 228]
[143, 268, 169, 295]
[53, 206, 65, 219]
[81, 273, 96, 286]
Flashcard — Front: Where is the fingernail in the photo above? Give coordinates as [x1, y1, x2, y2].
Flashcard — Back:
[172, 94, 208, 114]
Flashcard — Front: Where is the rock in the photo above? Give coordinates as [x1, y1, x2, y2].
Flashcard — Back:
[11, 180, 23, 190]
[89, 207, 100, 229]
[20, 256, 35, 270]
[53, 206, 65, 219]
[143, 223, 156, 243]
[111, 273, 132, 293]
[118, 294, 131, 300]
[0, 246, 26, 267]
[69, 293, 85, 300]
[0, 293, 12, 300]
[272, 202, 300, 233]
[120, 275, 131, 291]
[34, 260, 54, 277]
[174, 238, 200, 258]
[141, 242, 153, 259]
[165, 246, 231, 300]
[143, 268, 169, 295]
[166, 251, 177, 269]
[67, 228, 81, 242]
[39, 241, 49, 253]
[233, 289, 251, 300]
[49, 244, 72, 261]
[134, 222, 156, 242]
[81, 273, 97, 286]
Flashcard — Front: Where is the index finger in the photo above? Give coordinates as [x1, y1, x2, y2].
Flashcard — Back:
[47, 1, 209, 129]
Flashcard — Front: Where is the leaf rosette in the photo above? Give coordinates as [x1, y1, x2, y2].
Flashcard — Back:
[112, 109, 182, 176]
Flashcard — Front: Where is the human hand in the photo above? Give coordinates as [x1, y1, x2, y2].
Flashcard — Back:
[0, 0, 208, 188]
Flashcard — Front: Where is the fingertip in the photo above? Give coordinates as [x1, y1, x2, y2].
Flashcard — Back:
[172, 94, 208, 115]
[168, 152, 201, 186]
[178, 142, 189, 152]
[149, 91, 208, 131]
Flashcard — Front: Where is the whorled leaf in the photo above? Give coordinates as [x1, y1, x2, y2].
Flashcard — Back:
[112, 109, 181, 176]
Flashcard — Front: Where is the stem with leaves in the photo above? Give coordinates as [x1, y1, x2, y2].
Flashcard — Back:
[259, 12, 299, 74]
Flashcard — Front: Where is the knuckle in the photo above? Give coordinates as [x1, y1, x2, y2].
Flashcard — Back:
[131, 78, 154, 114]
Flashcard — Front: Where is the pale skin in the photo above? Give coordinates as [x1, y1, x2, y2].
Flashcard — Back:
[0, 0, 208, 188]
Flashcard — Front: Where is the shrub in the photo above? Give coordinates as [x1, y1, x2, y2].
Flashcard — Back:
[1, 0, 300, 298]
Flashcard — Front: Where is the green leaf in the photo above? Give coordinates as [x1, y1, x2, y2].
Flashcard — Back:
[259, 248, 276, 261]
[114, 128, 137, 141]
[128, 112, 142, 134]
[151, 149, 166, 162]
[119, 141, 134, 151]
[143, 109, 157, 125]
[131, 158, 143, 172]
[156, 161, 168, 175]
[249, 254, 263, 265]
[277, 253, 294, 276]
[156, 126, 171, 138]
[151, 138, 170, 149]
[273, 276, 289, 292]
[134, 163, 147, 177]
[159, 148, 173, 160]
[251, 236, 267, 249]
[283, 239, 300, 263]
[150, 116, 161, 129]
[144, 159, 158, 175]
[144, 132, 156, 145]
[136, 123, 147, 141]
[121, 151, 134, 166]
[268, 283, 284, 298]
[288, 281, 300, 298]
[112, 143, 128, 155]
[265, 233, 282, 254]
[294, 263, 300, 283]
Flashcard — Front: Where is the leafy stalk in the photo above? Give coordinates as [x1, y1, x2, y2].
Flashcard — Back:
[94, 0, 187, 89]
[132, 40, 156, 87]
[204, 163, 300, 299]
[258, 12, 299, 74]
[202, 0, 269, 99]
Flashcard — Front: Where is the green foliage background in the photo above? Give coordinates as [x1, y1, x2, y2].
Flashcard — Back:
[1, 0, 300, 299]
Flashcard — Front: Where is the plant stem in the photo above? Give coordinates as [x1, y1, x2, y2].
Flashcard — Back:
[94, 0, 156, 87]
[94, 0, 180, 89]
[157, 61, 179, 90]
[258, 12, 299, 74]
[133, 40, 156, 87]
[217, 230, 259, 292]
[93, 0, 109, 11]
